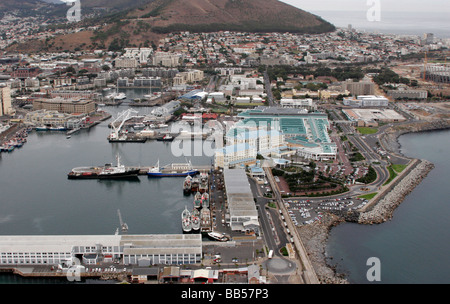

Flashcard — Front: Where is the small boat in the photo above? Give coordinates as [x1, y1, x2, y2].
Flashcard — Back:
[208, 231, 229, 242]
[35, 126, 48, 131]
[156, 134, 174, 141]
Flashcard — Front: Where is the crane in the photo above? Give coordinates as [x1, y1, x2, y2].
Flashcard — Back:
[108, 109, 139, 140]
[117, 209, 128, 234]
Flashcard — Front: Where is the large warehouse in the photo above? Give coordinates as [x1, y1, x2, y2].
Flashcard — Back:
[0, 234, 202, 266]
[223, 168, 259, 234]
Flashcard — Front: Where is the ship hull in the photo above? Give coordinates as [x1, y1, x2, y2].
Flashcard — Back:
[147, 170, 199, 178]
[68, 169, 140, 180]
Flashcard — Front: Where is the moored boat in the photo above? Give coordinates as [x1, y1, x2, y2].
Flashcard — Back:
[193, 191, 202, 209]
[147, 160, 199, 177]
[181, 206, 192, 233]
[68, 155, 140, 180]
[191, 208, 200, 232]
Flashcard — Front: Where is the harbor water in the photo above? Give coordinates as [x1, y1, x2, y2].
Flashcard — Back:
[326, 129, 450, 284]
[0, 105, 212, 236]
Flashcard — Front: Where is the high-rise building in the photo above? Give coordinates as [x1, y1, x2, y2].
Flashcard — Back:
[0, 85, 13, 116]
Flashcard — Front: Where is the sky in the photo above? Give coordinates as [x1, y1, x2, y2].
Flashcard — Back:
[281, 0, 449, 13]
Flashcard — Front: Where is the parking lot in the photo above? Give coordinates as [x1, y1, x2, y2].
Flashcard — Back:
[284, 197, 370, 226]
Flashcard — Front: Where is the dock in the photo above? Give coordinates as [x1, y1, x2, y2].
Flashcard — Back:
[136, 165, 212, 175]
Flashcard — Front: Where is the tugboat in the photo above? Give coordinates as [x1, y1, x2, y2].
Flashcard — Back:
[181, 206, 192, 233]
[67, 155, 140, 179]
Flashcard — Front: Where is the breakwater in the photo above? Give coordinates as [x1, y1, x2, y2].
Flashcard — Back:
[297, 119, 448, 284]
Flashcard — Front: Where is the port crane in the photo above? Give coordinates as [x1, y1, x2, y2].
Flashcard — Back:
[109, 109, 139, 140]
[117, 209, 128, 234]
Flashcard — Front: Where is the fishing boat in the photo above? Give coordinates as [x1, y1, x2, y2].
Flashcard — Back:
[201, 192, 210, 209]
[191, 208, 200, 232]
[181, 206, 192, 233]
[200, 208, 212, 233]
[199, 173, 209, 193]
[183, 176, 192, 195]
[193, 192, 202, 209]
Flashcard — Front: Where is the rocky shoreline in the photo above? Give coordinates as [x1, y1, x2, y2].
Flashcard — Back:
[296, 119, 447, 284]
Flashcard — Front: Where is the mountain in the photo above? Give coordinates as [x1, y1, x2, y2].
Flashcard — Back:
[6, 0, 335, 53]
[128, 0, 335, 34]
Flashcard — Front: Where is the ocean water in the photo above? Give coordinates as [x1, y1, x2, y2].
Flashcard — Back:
[0, 103, 212, 236]
[313, 10, 450, 38]
[326, 129, 450, 284]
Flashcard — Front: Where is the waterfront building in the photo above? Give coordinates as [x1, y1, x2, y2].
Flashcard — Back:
[32, 97, 96, 115]
[0, 85, 14, 116]
[0, 234, 202, 266]
[231, 107, 337, 162]
[25, 109, 85, 128]
[342, 108, 406, 124]
[223, 168, 259, 234]
[214, 143, 257, 169]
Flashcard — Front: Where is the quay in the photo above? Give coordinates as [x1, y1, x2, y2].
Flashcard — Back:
[136, 165, 212, 175]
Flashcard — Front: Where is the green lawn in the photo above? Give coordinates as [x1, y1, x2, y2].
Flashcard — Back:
[358, 192, 378, 200]
[383, 165, 397, 186]
[391, 164, 407, 173]
[356, 127, 378, 135]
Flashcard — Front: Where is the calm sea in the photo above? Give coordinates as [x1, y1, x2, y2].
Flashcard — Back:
[313, 10, 450, 38]
[0, 102, 211, 237]
[326, 129, 450, 284]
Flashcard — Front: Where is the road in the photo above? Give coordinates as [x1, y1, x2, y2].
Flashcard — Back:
[263, 70, 276, 106]
[263, 167, 320, 284]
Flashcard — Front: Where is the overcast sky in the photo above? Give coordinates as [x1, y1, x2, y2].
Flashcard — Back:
[281, 0, 449, 12]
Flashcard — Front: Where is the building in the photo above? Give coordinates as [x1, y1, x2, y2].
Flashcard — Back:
[32, 97, 96, 114]
[0, 85, 14, 116]
[25, 110, 85, 128]
[342, 79, 375, 96]
[173, 70, 204, 85]
[343, 95, 389, 107]
[152, 52, 181, 67]
[223, 168, 259, 234]
[342, 108, 406, 125]
[214, 143, 257, 169]
[0, 234, 202, 266]
[388, 89, 428, 100]
[234, 107, 337, 161]
[115, 57, 139, 69]
[279, 98, 316, 111]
